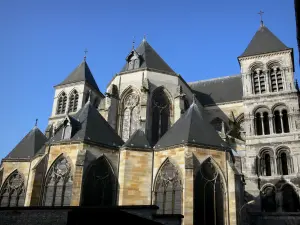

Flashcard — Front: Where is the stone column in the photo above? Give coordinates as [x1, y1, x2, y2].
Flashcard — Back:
[140, 78, 149, 133]
[269, 114, 274, 134]
[265, 70, 270, 93]
[260, 115, 265, 135]
[280, 113, 284, 133]
[106, 84, 119, 131]
[174, 85, 185, 123]
[71, 149, 86, 206]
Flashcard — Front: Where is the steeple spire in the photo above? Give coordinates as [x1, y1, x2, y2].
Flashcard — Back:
[258, 10, 264, 27]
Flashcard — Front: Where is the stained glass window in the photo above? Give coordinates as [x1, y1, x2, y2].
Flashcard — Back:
[0, 170, 25, 207]
[121, 93, 140, 141]
[154, 159, 182, 214]
[82, 156, 116, 206]
[43, 156, 72, 206]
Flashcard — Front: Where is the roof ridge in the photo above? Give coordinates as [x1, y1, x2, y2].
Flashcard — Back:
[188, 74, 241, 84]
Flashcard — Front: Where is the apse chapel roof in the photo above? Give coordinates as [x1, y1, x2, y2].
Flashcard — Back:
[154, 101, 228, 150]
[120, 39, 176, 74]
[122, 129, 151, 149]
[5, 126, 48, 160]
[51, 101, 124, 148]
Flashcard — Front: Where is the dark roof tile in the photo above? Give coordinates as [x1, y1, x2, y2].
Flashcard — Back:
[122, 129, 151, 149]
[189, 75, 243, 106]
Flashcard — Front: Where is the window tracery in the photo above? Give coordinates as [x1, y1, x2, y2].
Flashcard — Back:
[43, 156, 72, 206]
[56, 92, 67, 115]
[121, 92, 140, 141]
[0, 171, 25, 207]
[151, 88, 170, 144]
[68, 90, 79, 113]
[154, 159, 182, 214]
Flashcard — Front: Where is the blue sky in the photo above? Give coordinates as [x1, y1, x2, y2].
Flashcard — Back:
[0, 0, 298, 160]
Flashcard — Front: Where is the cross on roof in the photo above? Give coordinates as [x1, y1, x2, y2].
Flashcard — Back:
[258, 10, 264, 26]
[84, 48, 88, 61]
[35, 119, 38, 127]
[132, 36, 135, 49]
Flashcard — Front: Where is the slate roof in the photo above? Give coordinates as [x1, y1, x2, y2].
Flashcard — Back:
[120, 40, 176, 74]
[239, 25, 290, 57]
[5, 127, 48, 160]
[122, 129, 151, 149]
[189, 75, 243, 106]
[51, 101, 124, 148]
[57, 60, 101, 93]
[154, 102, 227, 149]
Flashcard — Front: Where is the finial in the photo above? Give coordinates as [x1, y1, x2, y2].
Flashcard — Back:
[143, 34, 146, 42]
[296, 79, 299, 92]
[35, 119, 38, 127]
[132, 36, 135, 50]
[88, 90, 92, 102]
[258, 10, 264, 27]
[84, 48, 88, 61]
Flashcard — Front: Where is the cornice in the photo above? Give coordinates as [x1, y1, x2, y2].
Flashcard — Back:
[238, 49, 293, 61]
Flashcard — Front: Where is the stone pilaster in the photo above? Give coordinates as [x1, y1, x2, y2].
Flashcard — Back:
[106, 84, 119, 130]
[174, 85, 185, 122]
[140, 78, 149, 133]
[184, 166, 194, 225]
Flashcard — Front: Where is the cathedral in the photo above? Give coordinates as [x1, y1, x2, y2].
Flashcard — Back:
[1, 20, 300, 225]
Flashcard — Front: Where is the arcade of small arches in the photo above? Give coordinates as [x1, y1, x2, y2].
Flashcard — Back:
[250, 61, 285, 95]
[260, 183, 300, 212]
[257, 147, 293, 176]
[0, 155, 229, 225]
[253, 104, 290, 136]
[56, 89, 100, 115]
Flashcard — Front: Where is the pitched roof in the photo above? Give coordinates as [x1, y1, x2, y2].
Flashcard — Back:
[51, 101, 124, 148]
[57, 60, 101, 92]
[120, 40, 176, 74]
[189, 75, 243, 106]
[154, 102, 227, 149]
[240, 25, 290, 57]
[122, 129, 151, 149]
[5, 127, 47, 159]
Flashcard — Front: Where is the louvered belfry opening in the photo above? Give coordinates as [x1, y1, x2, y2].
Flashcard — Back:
[194, 159, 225, 225]
[56, 92, 67, 114]
[81, 156, 116, 206]
[0, 170, 25, 207]
[43, 156, 73, 206]
[270, 67, 283, 92]
[68, 90, 79, 113]
[253, 69, 266, 94]
[154, 159, 182, 214]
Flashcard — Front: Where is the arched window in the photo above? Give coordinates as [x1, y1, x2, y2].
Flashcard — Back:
[82, 156, 116, 206]
[210, 117, 224, 132]
[154, 159, 182, 214]
[68, 90, 79, 113]
[281, 184, 300, 212]
[194, 159, 225, 225]
[254, 108, 270, 135]
[238, 117, 246, 140]
[0, 171, 25, 207]
[43, 156, 72, 206]
[270, 66, 284, 92]
[273, 106, 289, 134]
[252, 69, 266, 94]
[121, 92, 140, 141]
[277, 149, 293, 175]
[261, 186, 276, 212]
[56, 92, 67, 115]
[259, 149, 274, 176]
[151, 88, 170, 144]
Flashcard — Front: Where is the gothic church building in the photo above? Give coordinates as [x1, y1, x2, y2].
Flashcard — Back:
[1, 22, 300, 225]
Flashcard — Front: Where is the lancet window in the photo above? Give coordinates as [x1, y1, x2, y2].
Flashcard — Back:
[273, 106, 289, 134]
[258, 149, 274, 176]
[43, 156, 72, 206]
[56, 91, 67, 114]
[121, 92, 140, 141]
[68, 90, 79, 113]
[0, 171, 25, 207]
[151, 88, 170, 144]
[154, 159, 182, 214]
[277, 148, 293, 175]
[254, 108, 270, 135]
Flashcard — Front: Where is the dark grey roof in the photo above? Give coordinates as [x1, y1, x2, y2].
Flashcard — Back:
[154, 102, 227, 149]
[189, 75, 243, 106]
[122, 129, 151, 149]
[240, 25, 290, 57]
[57, 60, 101, 92]
[5, 127, 47, 159]
[120, 40, 175, 74]
[51, 101, 124, 148]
